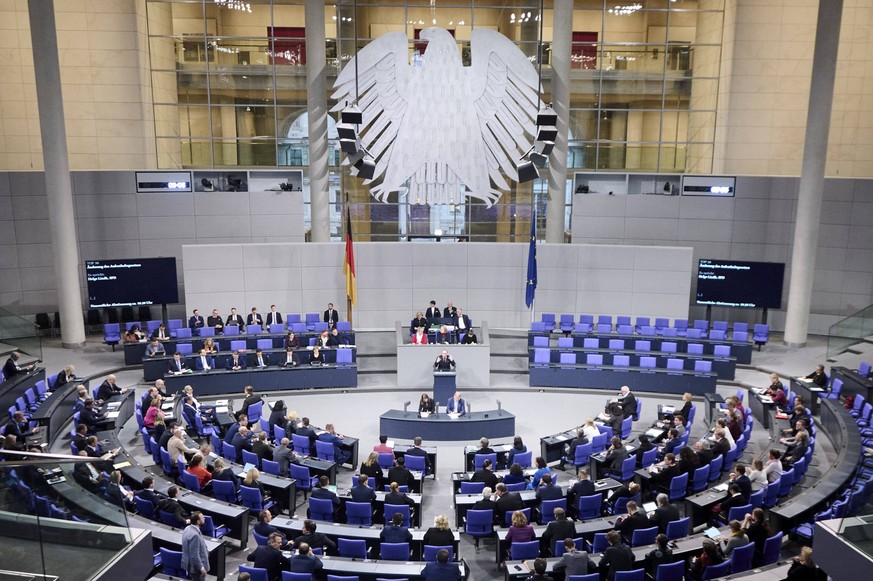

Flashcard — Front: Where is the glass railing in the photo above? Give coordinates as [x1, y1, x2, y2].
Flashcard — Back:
[0, 452, 133, 579]
[827, 303, 873, 359]
[0, 306, 43, 364]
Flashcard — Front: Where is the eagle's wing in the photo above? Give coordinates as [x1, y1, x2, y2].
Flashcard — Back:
[331, 32, 412, 191]
[467, 29, 541, 189]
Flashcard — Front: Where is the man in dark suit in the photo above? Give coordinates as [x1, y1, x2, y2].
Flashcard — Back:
[452, 307, 471, 332]
[247, 532, 290, 581]
[6, 411, 33, 444]
[238, 385, 263, 419]
[442, 301, 457, 319]
[252, 431, 274, 463]
[194, 349, 215, 372]
[253, 349, 270, 369]
[188, 309, 204, 332]
[318, 423, 351, 464]
[659, 429, 681, 457]
[158, 486, 189, 527]
[247, 307, 263, 327]
[136, 475, 163, 508]
[421, 548, 461, 581]
[296, 417, 317, 445]
[406, 436, 431, 473]
[567, 468, 596, 517]
[541, 507, 576, 556]
[225, 307, 244, 329]
[309, 476, 340, 517]
[206, 309, 224, 333]
[535, 473, 563, 505]
[563, 429, 589, 468]
[289, 543, 324, 574]
[230, 425, 254, 462]
[266, 305, 283, 327]
[435, 352, 457, 372]
[471, 459, 499, 491]
[323, 303, 339, 327]
[600, 530, 634, 581]
[226, 350, 246, 371]
[3, 352, 33, 379]
[471, 487, 498, 512]
[96, 374, 125, 402]
[730, 465, 753, 499]
[350, 474, 377, 503]
[81, 399, 108, 434]
[425, 300, 440, 321]
[615, 385, 637, 419]
[290, 521, 336, 555]
[387, 456, 415, 490]
[604, 436, 629, 475]
[494, 483, 524, 522]
[648, 493, 681, 534]
[168, 352, 188, 374]
[718, 484, 749, 521]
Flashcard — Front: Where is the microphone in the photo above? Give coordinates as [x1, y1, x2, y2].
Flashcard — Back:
[403, 400, 411, 415]
[497, 400, 502, 413]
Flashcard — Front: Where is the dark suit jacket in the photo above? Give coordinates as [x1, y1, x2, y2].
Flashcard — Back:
[157, 497, 189, 527]
[96, 380, 120, 401]
[168, 358, 188, 373]
[649, 503, 681, 533]
[248, 545, 289, 581]
[471, 469, 499, 491]
[442, 306, 457, 318]
[618, 392, 637, 418]
[542, 518, 577, 554]
[136, 488, 162, 507]
[247, 313, 263, 326]
[616, 511, 651, 537]
[601, 543, 635, 581]
[425, 306, 441, 320]
[226, 314, 244, 327]
[713, 437, 731, 458]
[733, 475, 752, 499]
[536, 483, 564, 503]
[323, 309, 338, 324]
[253, 353, 271, 368]
[194, 355, 215, 371]
[240, 394, 263, 417]
[387, 466, 415, 490]
[266, 312, 283, 326]
[452, 314, 471, 329]
[384, 490, 415, 507]
[226, 356, 246, 370]
[421, 561, 461, 581]
[567, 479, 597, 508]
[496, 491, 525, 516]
[288, 554, 323, 574]
[3, 358, 20, 379]
[206, 315, 224, 329]
[311, 486, 340, 506]
[350, 485, 377, 504]
[188, 315, 204, 330]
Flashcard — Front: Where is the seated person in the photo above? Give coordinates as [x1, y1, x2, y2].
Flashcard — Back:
[410, 312, 428, 334]
[226, 350, 246, 371]
[804, 364, 828, 388]
[446, 391, 465, 415]
[144, 339, 166, 358]
[418, 393, 435, 413]
[326, 328, 343, 347]
[317, 423, 350, 464]
[436, 324, 453, 344]
[281, 346, 299, 367]
[206, 308, 224, 333]
[309, 347, 325, 365]
[168, 352, 188, 374]
[461, 328, 478, 344]
[194, 349, 214, 371]
[411, 326, 428, 345]
[253, 348, 270, 368]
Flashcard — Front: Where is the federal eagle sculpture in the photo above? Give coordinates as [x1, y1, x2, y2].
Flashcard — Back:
[332, 27, 542, 206]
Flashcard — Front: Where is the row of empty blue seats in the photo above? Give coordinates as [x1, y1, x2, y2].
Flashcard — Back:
[532, 336, 735, 357]
[532, 349, 716, 373]
[532, 315, 769, 344]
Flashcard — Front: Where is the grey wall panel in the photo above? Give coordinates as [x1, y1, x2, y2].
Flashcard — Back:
[14, 220, 51, 244]
[816, 224, 850, 248]
[356, 265, 410, 289]
[625, 217, 678, 240]
[575, 269, 632, 291]
[624, 195, 680, 218]
[136, 193, 195, 217]
[0, 269, 23, 292]
[0, 246, 20, 269]
[8, 172, 45, 195]
[678, 197, 735, 220]
[241, 243, 303, 268]
[77, 217, 139, 242]
[573, 215, 625, 240]
[633, 246, 691, 272]
[733, 198, 771, 221]
[578, 291, 635, 315]
[821, 201, 853, 225]
[244, 267, 302, 292]
[140, 238, 195, 259]
[0, 222, 15, 245]
[729, 242, 766, 260]
[75, 194, 137, 219]
[73, 170, 135, 194]
[11, 194, 49, 220]
[77, 240, 143, 262]
[193, 192, 249, 216]
[19, 267, 55, 292]
[184, 244, 244, 269]
[138, 216, 191, 239]
[823, 178, 855, 201]
[678, 219, 734, 243]
[195, 214, 252, 238]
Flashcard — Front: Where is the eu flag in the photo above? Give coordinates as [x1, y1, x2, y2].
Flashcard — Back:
[525, 209, 537, 308]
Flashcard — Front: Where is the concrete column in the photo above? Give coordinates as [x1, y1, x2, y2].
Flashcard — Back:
[28, 0, 85, 348]
[305, 0, 331, 242]
[784, 0, 843, 347]
[546, 0, 573, 244]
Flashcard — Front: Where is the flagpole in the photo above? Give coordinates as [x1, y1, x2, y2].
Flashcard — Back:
[530, 198, 536, 325]
[345, 192, 354, 329]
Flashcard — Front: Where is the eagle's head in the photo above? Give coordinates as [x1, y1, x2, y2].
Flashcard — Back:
[418, 27, 460, 65]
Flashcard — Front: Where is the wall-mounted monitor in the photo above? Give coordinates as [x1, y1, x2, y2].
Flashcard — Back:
[681, 175, 736, 197]
[86, 258, 179, 308]
[696, 259, 785, 309]
[135, 171, 192, 193]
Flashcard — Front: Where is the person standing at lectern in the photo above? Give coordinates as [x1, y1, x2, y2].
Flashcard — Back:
[434, 350, 455, 371]
[446, 391, 466, 416]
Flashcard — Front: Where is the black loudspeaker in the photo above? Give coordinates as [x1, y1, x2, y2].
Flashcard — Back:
[537, 108, 557, 127]
[517, 160, 539, 183]
[341, 104, 363, 125]
[353, 156, 376, 180]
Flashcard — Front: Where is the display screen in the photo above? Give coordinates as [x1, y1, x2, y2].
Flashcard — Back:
[696, 259, 785, 309]
[86, 258, 179, 308]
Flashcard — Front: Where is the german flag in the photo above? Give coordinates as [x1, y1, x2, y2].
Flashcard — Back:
[344, 207, 357, 306]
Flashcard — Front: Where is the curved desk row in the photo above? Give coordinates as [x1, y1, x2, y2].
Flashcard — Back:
[529, 331, 754, 364]
[529, 364, 717, 395]
[379, 409, 515, 441]
[163, 364, 357, 394]
[770, 398, 862, 533]
[528, 347, 736, 380]
[123, 330, 356, 365]
[143, 347, 356, 381]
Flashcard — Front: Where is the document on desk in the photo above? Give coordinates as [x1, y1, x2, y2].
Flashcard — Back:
[105, 411, 120, 419]
[215, 406, 229, 413]
[447, 412, 461, 419]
